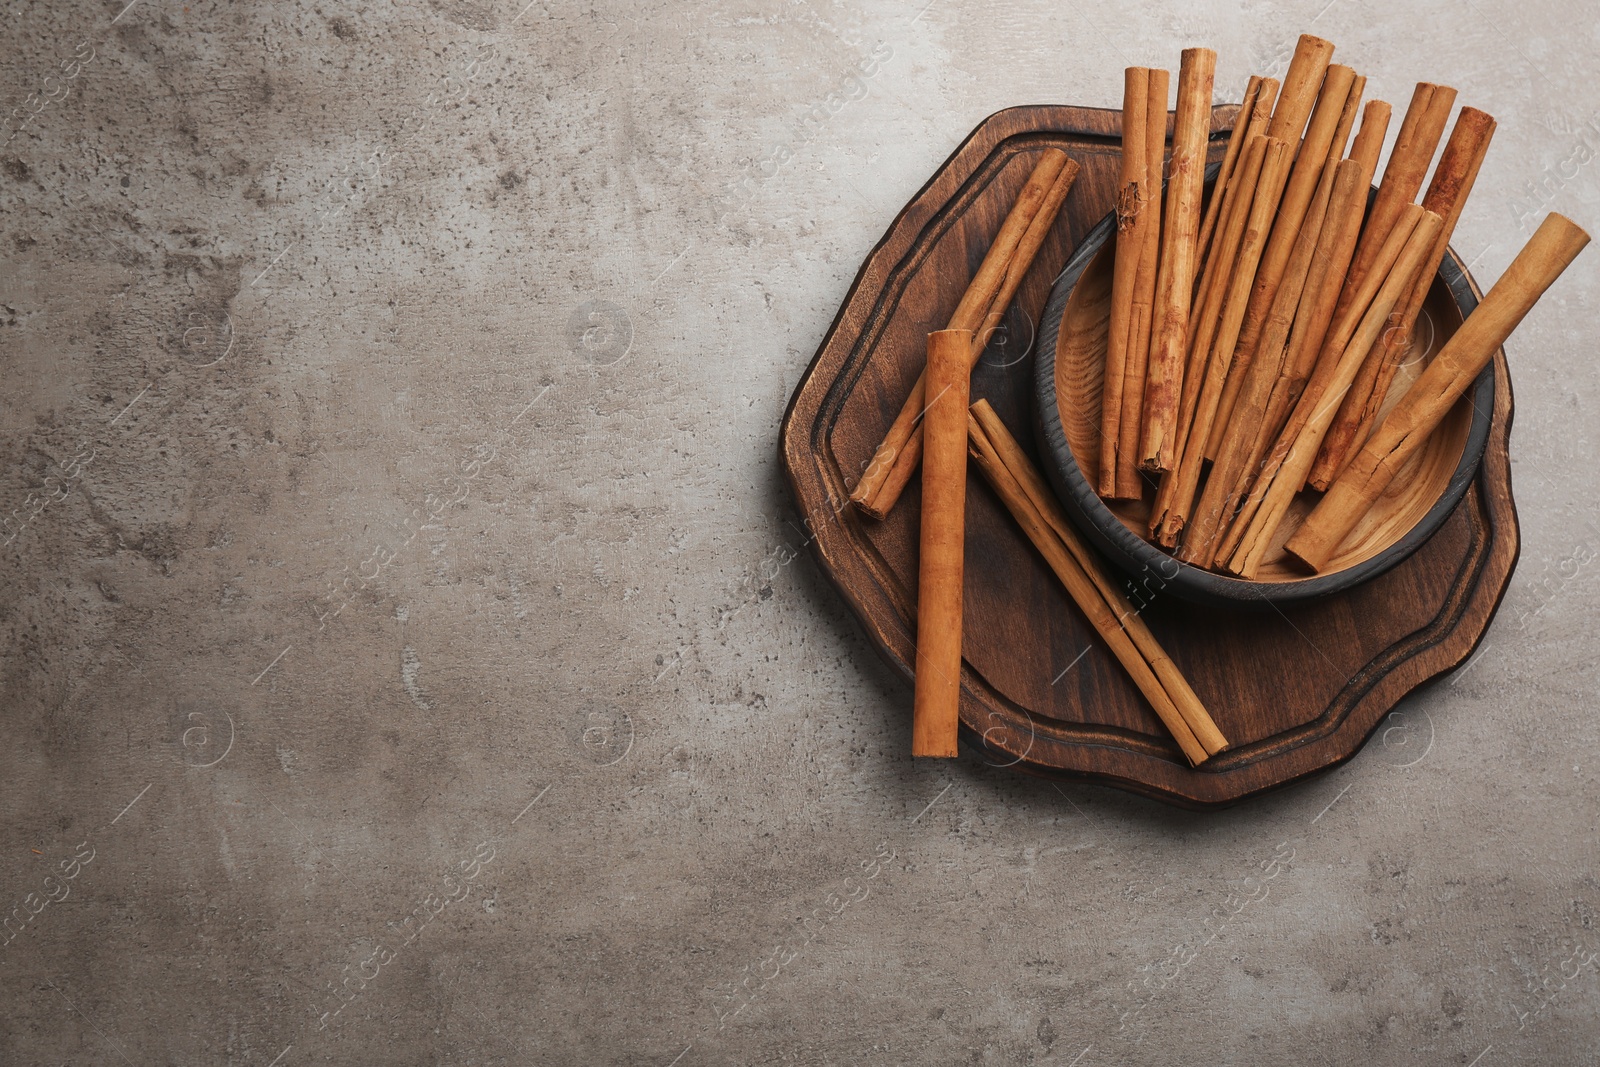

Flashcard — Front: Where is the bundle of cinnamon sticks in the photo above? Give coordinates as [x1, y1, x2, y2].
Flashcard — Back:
[879, 150, 1228, 764]
[966, 400, 1228, 765]
[913, 346, 1230, 765]
[1094, 35, 1586, 578]
[869, 36, 1586, 763]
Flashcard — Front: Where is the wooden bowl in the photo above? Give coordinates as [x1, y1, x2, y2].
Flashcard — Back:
[1033, 206, 1495, 608]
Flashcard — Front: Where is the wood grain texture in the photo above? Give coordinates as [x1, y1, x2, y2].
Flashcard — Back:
[777, 104, 1519, 808]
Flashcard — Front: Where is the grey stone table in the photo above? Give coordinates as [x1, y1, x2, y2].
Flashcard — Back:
[2, 1, 1597, 1063]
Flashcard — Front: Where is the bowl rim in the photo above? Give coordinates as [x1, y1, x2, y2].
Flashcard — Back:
[1031, 202, 1496, 607]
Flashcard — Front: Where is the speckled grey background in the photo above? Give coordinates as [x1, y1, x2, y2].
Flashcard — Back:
[2, 1, 1598, 1064]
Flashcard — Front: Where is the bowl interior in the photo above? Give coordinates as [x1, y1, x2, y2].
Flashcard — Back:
[1046, 232, 1482, 593]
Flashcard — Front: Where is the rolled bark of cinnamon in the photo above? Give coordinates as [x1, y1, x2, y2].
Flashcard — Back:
[1182, 86, 1368, 564]
[852, 150, 1079, 520]
[1311, 106, 1497, 487]
[1194, 75, 1265, 278]
[1224, 206, 1442, 574]
[971, 158, 1080, 353]
[967, 401, 1226, 763]
[1185, 135, 1295, 440]
[1166, 44, 1329, 502]
[1186, 103, 1389, 566]
[1189, 28, 1330, 338]
[1179, 159, 1363, 566]
[911, 329, 974, 758]
[1151, 136, 1293, 546]
[1206, 74, 1366, 466]
[1266, 35, 1337, 144]
[1112, 67, 1171, 499]
[1205, 103, 1394, 566]
[1287, 213, 1589, 571]
[1138, 47, 1215, 473]
[1275, 98, 1393, 401]
[1192, 78, 1278, 314]
[1223, 65, 1358, 421]
[1221, 205, 1443, 578]
[1178, 134, 1271, 444]
[1303, 81, 1456, 489]
[1099, 68, 1155, 498]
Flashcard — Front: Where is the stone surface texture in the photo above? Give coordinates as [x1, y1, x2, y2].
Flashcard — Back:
[2, 1, 1598, 1064]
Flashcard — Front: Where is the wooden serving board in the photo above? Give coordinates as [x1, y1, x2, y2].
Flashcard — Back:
[778, 104, 1518, 808]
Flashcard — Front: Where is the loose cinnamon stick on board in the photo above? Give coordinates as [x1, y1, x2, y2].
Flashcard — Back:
[1138, 47, 1215, 473]
[1224, 65, 1358, 420]
[1194, 75, 1264, 276]
[1287, 213, 1589, 571]
[970, 159, 1081, 354]
[850, 150, 1071, 517]
[911, 330, 973, 758]
[970, 401, 1227, 757]
[965, 418, 1205, 764]
[1151, 136, 1293, 546]
[852, 151, 1080, 520]
[1111, 67, 1172, 499]
[1098, 68, 1155, 497]
[967, 401, 1226, 763]
[872, 158, 1081, 507]
[1312, 106, 1497, 487]
[1301, 81, 1456, 490]
[1221, 206, 1443, 578]
[1202, 104, 1393, 566]
[1206, 72, 1366, 464]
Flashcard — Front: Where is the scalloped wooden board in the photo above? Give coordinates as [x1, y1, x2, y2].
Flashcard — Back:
[778, 103, 1518, 808]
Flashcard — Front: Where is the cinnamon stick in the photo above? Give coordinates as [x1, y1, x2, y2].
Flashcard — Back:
[1180, 157, 1366, 565]
[1277, 98, 1392, 398]
[911, 329, 973, 758]
[1112, 67, 1171, 499]
[970, 159, 1081, 354]
[1203, 102, 1393, 567]
[1151, 136, 1293, 546]
[1194, 75, 1264, 276]
[1194, 77, 1278, 295]
[1179, 134, 1271, 442]
[1304, 81, 1456, 489]
[1221, 205, 1443, 578]
[1312, 106, 1497, 486]
[1206, 72, 1366, 464]
[1188, 82, 1276, 379]
[1286, 213, 1589, 571]
[852, 150, 1080, 519]
[1170, 42, 1332, 505]
[1223, 65, 1358, 426]
[1099, 68, 1155, 497]
[1220, 203, 1438, 572]
[1138, 47, 1215, 473]
[967, 401, 1226, 763]
[1266, 35, 1337, 145]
